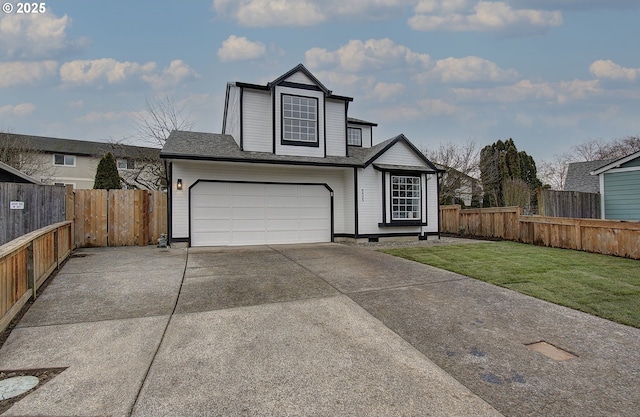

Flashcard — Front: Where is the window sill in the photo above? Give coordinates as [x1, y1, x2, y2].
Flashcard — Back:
[281, 139, 320, 148]
[378, 221, 427, 227]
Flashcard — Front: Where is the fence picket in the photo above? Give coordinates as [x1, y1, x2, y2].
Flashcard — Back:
[440, 205, 640, 259]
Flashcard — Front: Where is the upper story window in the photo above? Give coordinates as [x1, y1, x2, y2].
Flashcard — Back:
[282, 94, 318, 145]
[53, 154, 75, 167]
[347, 127, 362, 146]
[391, 175, 421, 220]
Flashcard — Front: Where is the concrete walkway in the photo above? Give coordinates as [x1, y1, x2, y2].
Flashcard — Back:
[0, 243, 638, 416]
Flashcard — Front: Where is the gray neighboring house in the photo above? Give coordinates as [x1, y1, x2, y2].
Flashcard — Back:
[1, 133, 163, 189]
[564, 159, 614, 193]
[590, 151, 640, 220]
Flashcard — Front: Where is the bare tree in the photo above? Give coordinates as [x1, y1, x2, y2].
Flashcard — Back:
[104, 139, 165, 190]
[538, 153, 573, 190]
[134, 95, 195, 149]
[0, 130, 57, 182]
[423, 139, 481, 206]
[540, 136, 640, 190]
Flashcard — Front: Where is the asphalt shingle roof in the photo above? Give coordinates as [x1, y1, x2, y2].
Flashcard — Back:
[2, 133, 160, 159]
[161, 130, 440, 172]
[564, 159, 614, 192]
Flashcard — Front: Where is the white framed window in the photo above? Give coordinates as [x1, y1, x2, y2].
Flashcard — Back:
[391, 175, 421, 220]
[282, 94, 318, 144]
[53, 154, 75, 166]
[347, 127, 362, 146]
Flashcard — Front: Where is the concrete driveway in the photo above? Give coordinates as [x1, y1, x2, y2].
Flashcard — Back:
[0, 243, 638, 416]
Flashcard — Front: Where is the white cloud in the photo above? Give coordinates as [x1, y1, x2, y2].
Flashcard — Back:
[409, 1, 563, 34]
[589, 60, 639, 81]
[452, 79, 600, 103]
[0, 61, 58, 88]
[416, 56, 518, 83]
[306, 38, 430, 72]
[0, 103, 36, 117]
[68, 100, 84, 109]
[217, 35, 267, 62]
[213, 0, 326, 26]
[212, 0, 414, 27]
[60, 58, 157, 86]
[60, 58, 198, 90]
[0, 11, 88, 59]
[370, 82, 405, 101]
[142, 60, 201, 89]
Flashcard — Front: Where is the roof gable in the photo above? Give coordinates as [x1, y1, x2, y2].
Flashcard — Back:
[591, 150, 640, 175]
[361, 134, 441, 172]
[0, 161, 40, 183]
[268, 63, 331, 95]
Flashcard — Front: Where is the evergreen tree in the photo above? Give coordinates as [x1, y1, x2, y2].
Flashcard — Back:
[94, 152, 122, 190]
[479, 138, 541, 207]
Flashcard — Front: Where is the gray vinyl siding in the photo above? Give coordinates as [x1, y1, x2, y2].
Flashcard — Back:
[242, 89, 272, 152]
[224, 84, 241, 147]
[603, 171, 640, 220]
[285, 72, 315, 85]
[326, 99, 346, 157]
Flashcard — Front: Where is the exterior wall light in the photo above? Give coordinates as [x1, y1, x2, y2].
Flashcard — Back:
[177, 179, 183, 190]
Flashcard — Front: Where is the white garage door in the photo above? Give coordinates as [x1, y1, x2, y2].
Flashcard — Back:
[191, 181, 331, 246]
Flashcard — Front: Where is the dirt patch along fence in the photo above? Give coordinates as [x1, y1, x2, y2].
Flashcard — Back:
[70, 189, 167, 248]
[440, 205, 640, 259]
[0, 221, 73, 332]
[0, 183, 67, 246]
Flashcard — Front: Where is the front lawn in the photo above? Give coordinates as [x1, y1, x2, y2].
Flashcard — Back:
[381, 241, 640, 328]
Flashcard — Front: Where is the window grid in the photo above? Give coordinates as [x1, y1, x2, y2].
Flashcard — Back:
[347, 128, 362, 146]
[391, 176, 420, 220]
[282, 95, 317, 143]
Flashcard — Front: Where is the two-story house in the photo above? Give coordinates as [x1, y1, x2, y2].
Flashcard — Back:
[0, 133, 163, 189]
[161, 64, 442, 247]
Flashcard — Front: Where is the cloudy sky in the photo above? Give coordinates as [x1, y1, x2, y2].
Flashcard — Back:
[1, 0, 639, 163]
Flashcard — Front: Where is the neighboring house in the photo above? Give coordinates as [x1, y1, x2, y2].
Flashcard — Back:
[590, 151, 640, 220]
[564, 159, 614, 193]
[0, 160, 41, 183]
[0, 133, 163, 189]
[433, 162, 482, 207]
[161, 64, 443, 247]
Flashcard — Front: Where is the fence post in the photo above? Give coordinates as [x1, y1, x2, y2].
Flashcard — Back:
[575, 219, 583, 251]
[27, 241, 36, 300]
[54, 228, 60, 270]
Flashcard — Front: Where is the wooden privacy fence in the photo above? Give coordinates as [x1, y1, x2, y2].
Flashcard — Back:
[440, 205, 640, 259]
[71, 189, 167, 248]
[0, 183, 67, 246]
[0, 221, 72, 332]
[538, 189, 600, 219]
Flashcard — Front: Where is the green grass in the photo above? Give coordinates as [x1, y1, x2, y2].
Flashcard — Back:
[381, 241, 640, 328]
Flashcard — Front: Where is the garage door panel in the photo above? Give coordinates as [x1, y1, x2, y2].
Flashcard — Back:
[233, 219, 264, 231]
[191, 182, 331, 246]
[232, 207, 265, 220]
[192, 207, 229, 219]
